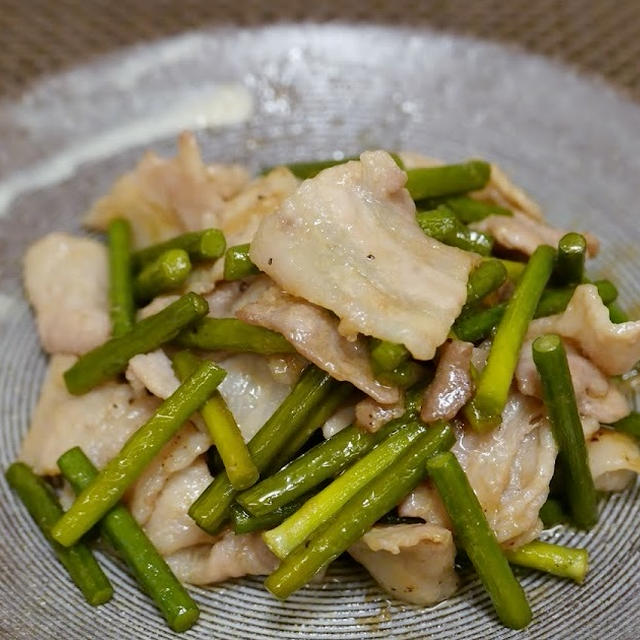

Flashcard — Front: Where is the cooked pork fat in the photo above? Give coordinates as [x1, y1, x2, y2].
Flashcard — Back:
[128, 423, 210, 526]
[587, 429, 640, 492]
[472, 211, 599, 257]
[528, 284, 640, 376]
[453, 392, 557, 547]
[85, 132, 249, 247]
[20, 355, 159, 475]
[165, 531, 278, 585]
[24, 233, 110, 355]
[127, 347, 294, 443]
[516, 338, 630, 424]
[473, 163, 543, 221]
[354, 396, 405, 433]
[237, 284, 399, 404]
[250, 150, 478, 361]
[401, 392, 556, 549]
[126, 349, 180, 399]
[143, 458, 217, 555]
[349, 524, 459, 605]
[421, 340, 474, 423]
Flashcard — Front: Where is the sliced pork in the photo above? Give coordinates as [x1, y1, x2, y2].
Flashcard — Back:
[20, 355, 159, 475]
[216, 353, 294, 442]
[250, 150, 478, 361]
[126, 348, 294, 443]
[128, 423, 210, 526]
[216, 167, 300, 248]
[165, 531, 278, 585]
[398, 482, 451, 529]
[587, 429, 640, 492]
[126, 349, 180, 400]
[453, 392, 557, 547]
[349, 524, 458, 605]
[472, 163, 543, 221]
[421, 340, 474, 423]
[472, 211, 599, 258]
[24, 233, 110, 355]
[355, 396, 404, 433]
[528, 284, 640, 376]
[85, 132, 249, 247]
[143, 458, 216, 555]
[516, 338, 630, 424]
[237, 284, 399, 404]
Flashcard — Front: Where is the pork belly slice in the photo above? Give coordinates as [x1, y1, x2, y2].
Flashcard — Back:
[528, 284, 640, 376]
[517, 338, 630, 424]
[355, 395, 404, 433]
[24, 233, 110, 355]
[126, 347, 294, 443]
[587, 429, 640, 492]
[349, 524, 458, 605]
[84, 131, 249, 247]
[142, 458, 216, 555]
[402, 394, 557, 549]
[472, 163, 543, 221]
[250, 150, 478, 361]
[421, 339, 474, 423]
[128, 422, 210, 526]
[20, 355, 159, 476]
[217, 166, 300, 248]
[472, 210, 599, 258]
[452, 392, 557, 548]
[237, 284, 399, 404]
[165, 531, 278, 585]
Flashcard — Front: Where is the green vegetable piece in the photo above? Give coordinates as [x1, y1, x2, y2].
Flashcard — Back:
[416, 206, 493, 255]
[406, 160, 491, 200]
[281, 157, 359, 179]
[238, 418, 407, 518]
[132, 229, 226, 270]
[230, 497, 310, 535]
[64, 292, 209, 395]
[370, 339, 410, 372]
[498, 258, 526, 282]
[539, 498, 568, 528]
[5, 462, 113, 606]
[505, 540, 588, 584]
[554, 232, 586, 286]
[442, 196, 512, 223]
[269, 382, 355, 470]
[263, 422, 454, 599]
[373, 360, 429, 388]
[465, 259, 508, 307]
[57, 448, 199, 632]
[465, 244, 555, 430]
[608, 301, 629, 323]
[426, 451, 531, 630]
[175, 317, 295, 355]
[173, 350, 258, 490]
[453, 304, 506, 343]
[263, 420, 429, 559]
[608, 411, 640, 439]
[134, 248, 192, 302]
[188, 367, 338, 534]
[532, 334, 598, 529]
[52, 360, 226, 547]
[223, 243, 260, 280]
[107, 218, 135, 337]
[593, 279, 619, 305]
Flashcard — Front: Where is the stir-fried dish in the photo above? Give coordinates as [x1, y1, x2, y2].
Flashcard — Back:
[7, 132, 640, 632]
